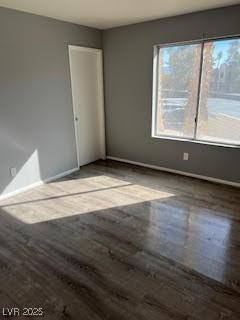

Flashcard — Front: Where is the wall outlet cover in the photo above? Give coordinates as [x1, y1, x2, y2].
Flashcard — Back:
[183, 153, 189, 161]
[10, 167, 17, 177]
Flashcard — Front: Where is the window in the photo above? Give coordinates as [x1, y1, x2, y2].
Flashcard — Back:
[152, 38, 240, 146]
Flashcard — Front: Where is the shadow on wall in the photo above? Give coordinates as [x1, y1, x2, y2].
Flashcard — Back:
[1, 150, 41, 196]
[0, 121, 72, 199]
[0, 119, 42, 197]
[0, 10, 82, 199]
[0, 59, 77, 199]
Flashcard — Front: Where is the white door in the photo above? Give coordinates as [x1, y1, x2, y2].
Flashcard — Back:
[69, 46, 105, 167]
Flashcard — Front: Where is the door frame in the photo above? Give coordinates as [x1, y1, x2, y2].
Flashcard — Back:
[68, 45, 106, 168]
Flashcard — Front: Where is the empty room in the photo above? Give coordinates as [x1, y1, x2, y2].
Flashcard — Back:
[0, 0, 240, 319]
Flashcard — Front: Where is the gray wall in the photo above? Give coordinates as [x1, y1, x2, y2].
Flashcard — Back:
[103, 5, 240, 183]
[0, 6, 101, 197]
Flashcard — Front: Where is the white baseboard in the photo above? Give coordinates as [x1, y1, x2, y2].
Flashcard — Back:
[43, 167, 79, 184]
[0, 167, 79, 201]
[107, 156, 240, 188]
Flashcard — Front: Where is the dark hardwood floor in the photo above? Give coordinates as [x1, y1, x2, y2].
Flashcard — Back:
[0, 159, 240, 319]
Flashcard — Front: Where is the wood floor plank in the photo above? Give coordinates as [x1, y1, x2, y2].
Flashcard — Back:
[0, 159, 239, 319]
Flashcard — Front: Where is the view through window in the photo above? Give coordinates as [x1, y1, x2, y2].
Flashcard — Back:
[153, 38, 240, 145]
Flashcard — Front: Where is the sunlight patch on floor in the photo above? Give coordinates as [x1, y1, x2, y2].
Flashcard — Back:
[2, 175, 174, 224]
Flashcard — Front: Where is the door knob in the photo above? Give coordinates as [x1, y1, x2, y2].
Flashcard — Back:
[75, 117, 79, 121]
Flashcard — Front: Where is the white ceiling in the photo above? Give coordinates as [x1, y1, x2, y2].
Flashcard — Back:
[0, 0, 239, 29]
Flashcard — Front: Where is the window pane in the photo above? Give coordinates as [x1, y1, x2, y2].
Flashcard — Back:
[197, 39, 240, 145]
[155, 44, 201, 138]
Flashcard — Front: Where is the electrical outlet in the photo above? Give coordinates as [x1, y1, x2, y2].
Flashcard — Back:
[10, 167, 17, 177]
[183, 153, 189, 161]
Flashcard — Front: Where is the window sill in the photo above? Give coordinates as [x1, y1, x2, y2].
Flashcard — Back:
[152, 134, 240, 149]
